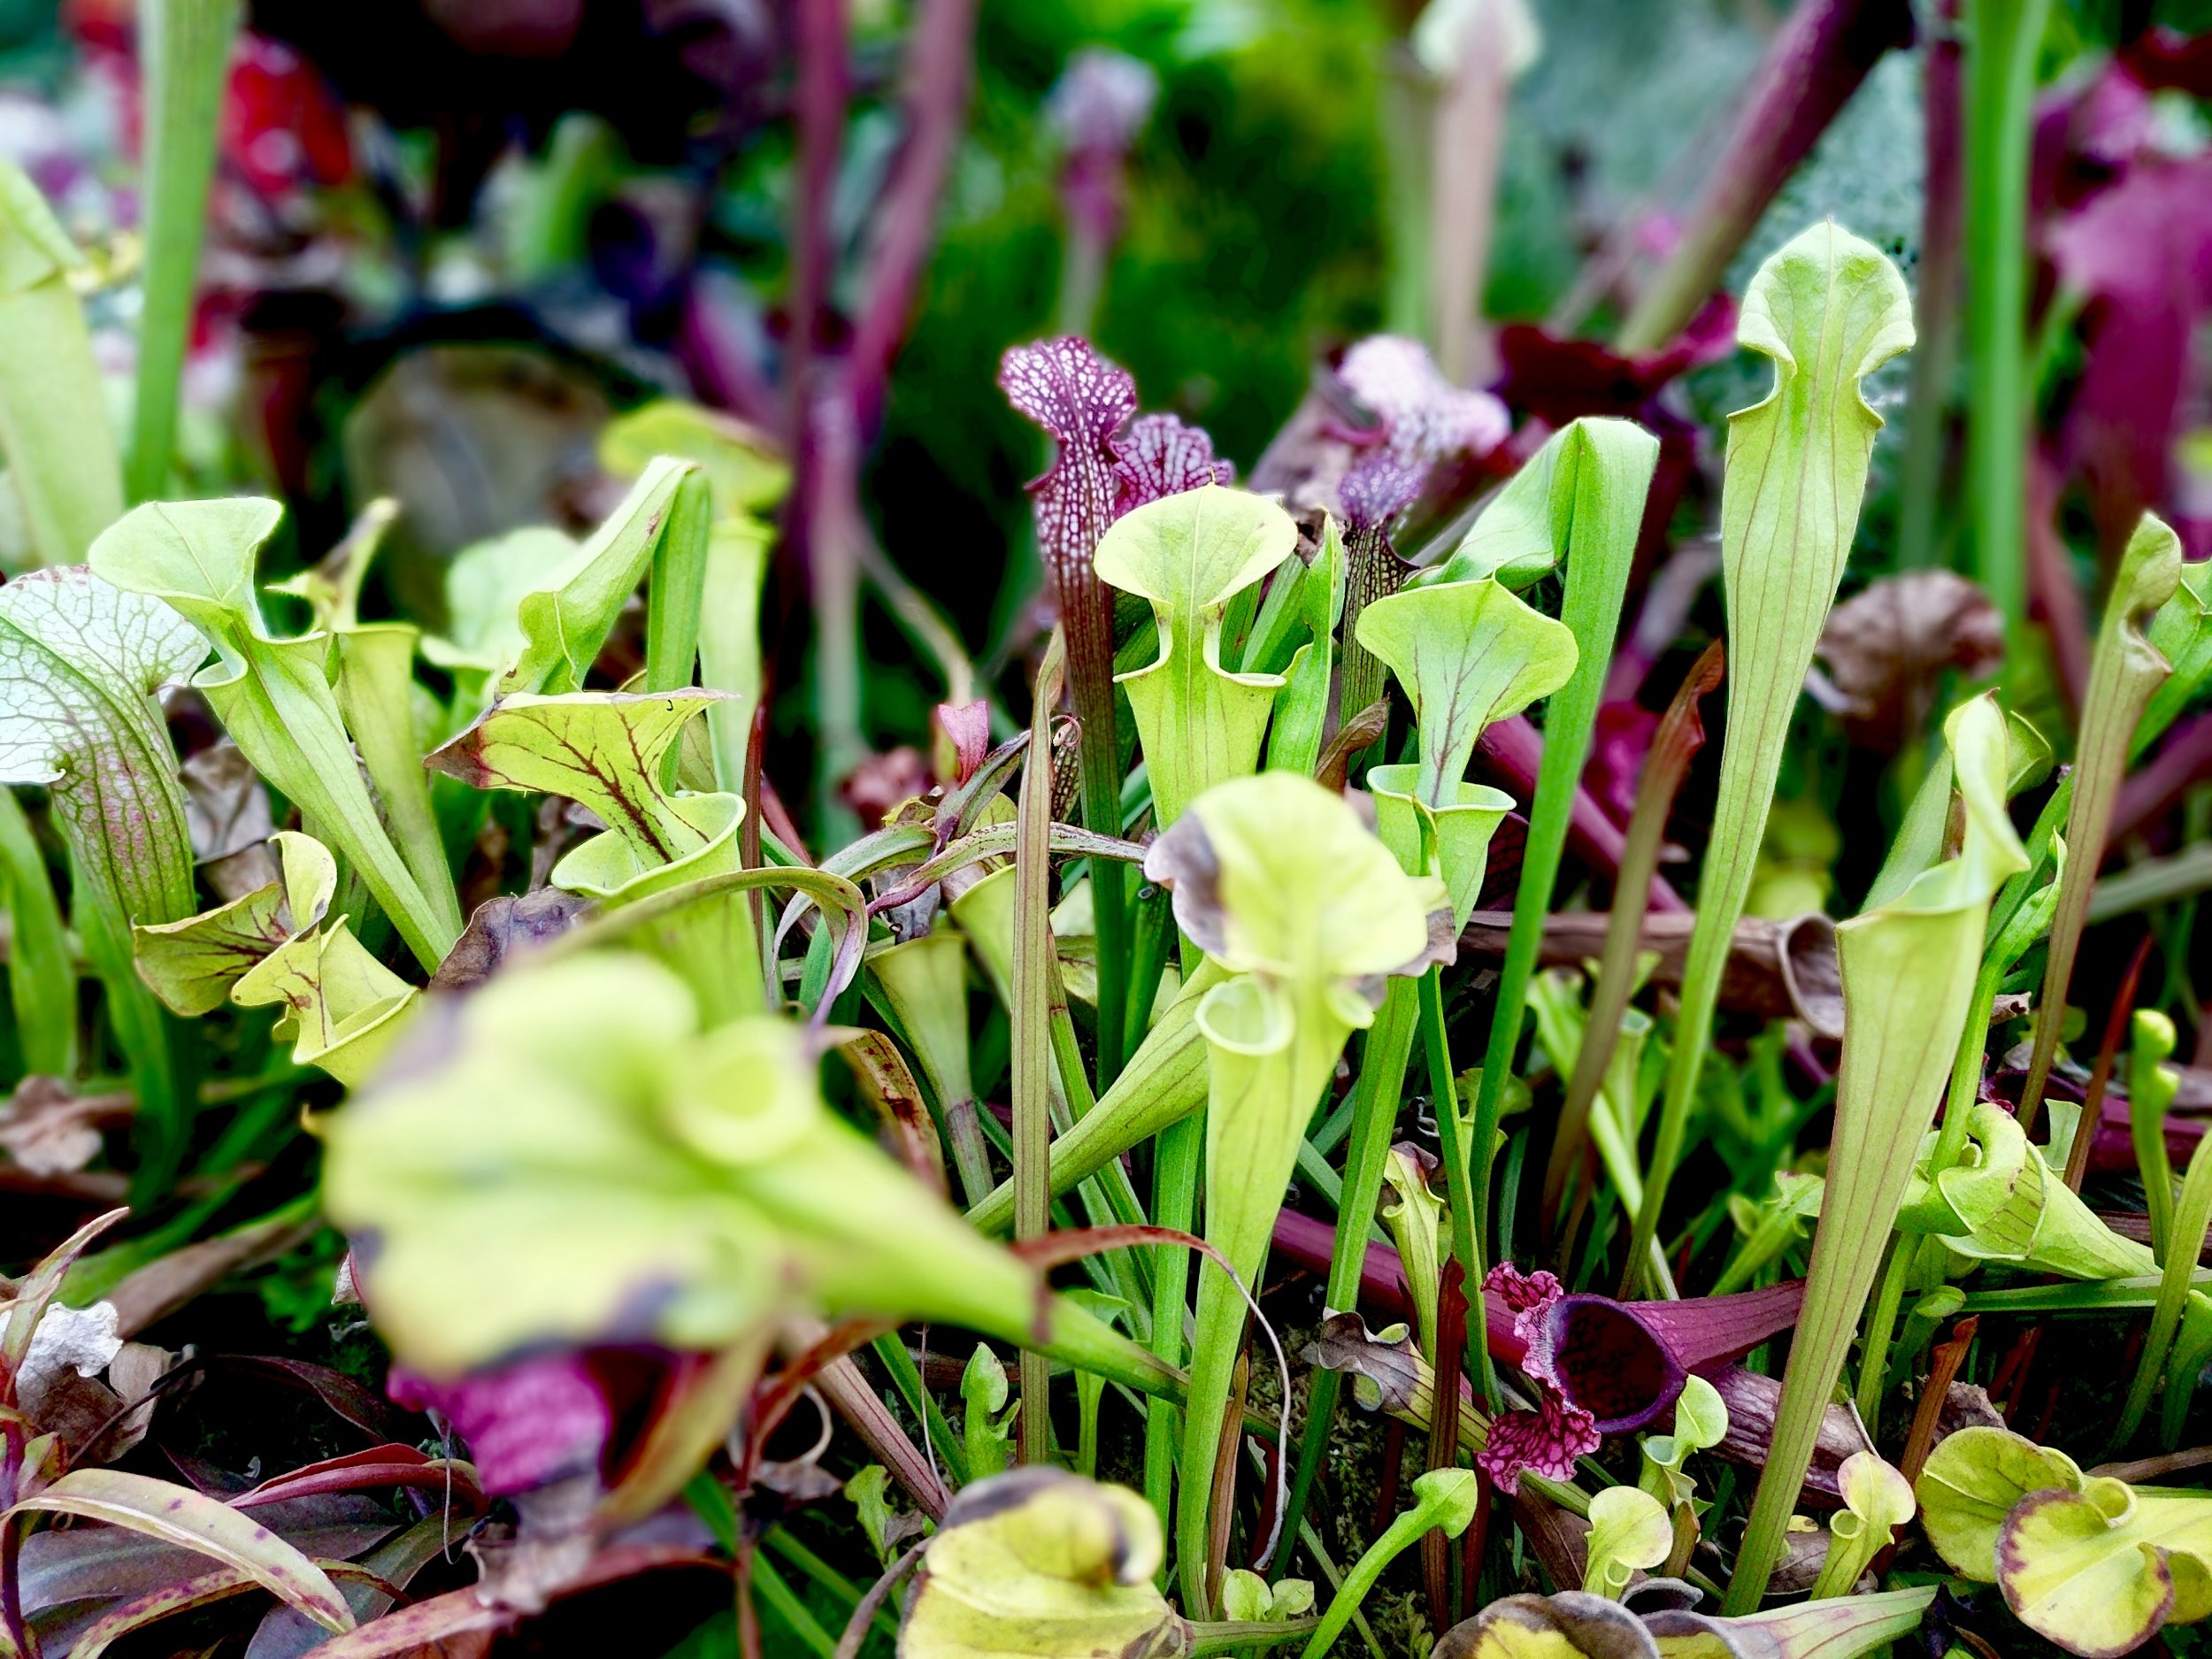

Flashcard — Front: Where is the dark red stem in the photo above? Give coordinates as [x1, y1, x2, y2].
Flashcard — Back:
[1476, 716, 1686, 912]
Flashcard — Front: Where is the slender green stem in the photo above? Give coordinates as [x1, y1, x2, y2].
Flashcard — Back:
[1854, 1235, 1911, 1432]
[1957, 1275, 2210, 1314]
[1012, 637, 1064, 1465]
[1275, 981, 1420, 1578]
[128, 0, 242, 501]
[1144, 1111, 1202, 1564]
[752, 1550, 839, 1659]
[2131, 1013, 2181, 1260]
[1298, 1483, 1469, 1659]
[1931, 958, 2006, 1173]
[1123, 882, 1174, 1062]
[2115, 1091, 2212, 1449]
[1961, 0, 2052, 641]
[1188, 1619, 1318, 1655]
[1420, 971, 1491, 1409]
[0, 791, 73, 1078]
[646, 474, 714, 696]
[871, 1333, 967, 1487]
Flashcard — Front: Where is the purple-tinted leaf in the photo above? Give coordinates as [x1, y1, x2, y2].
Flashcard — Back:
[10, 1469, 357, 1633]
[933, 699, 992, 786]
[229, 1444, 483, 1513]
[388, 1355, 611, 1497]
[2047, 155, 2212, 542]
[0, 566, 207, 930]
[999, 337, 1136, 589]
[1496, 297, 1735, 569]
[207, 1356, 416, 1444]
[1112, 412, 1233, 512]
[64, 1566, 264, 1659]
[1337, 334, 1509, 466]
[19, 1503, 396, 1613]
[427, 887, 590, 992]
[1338, 452, 1427, 536]
[246, 1514, 457, 1659]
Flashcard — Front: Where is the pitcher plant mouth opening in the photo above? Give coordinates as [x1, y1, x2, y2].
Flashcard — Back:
[1479, 1264, 1804, 1490]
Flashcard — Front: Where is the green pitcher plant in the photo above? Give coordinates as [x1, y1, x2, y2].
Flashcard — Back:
[1918, 1424, 2212, 1656]
[1631, 221, 1916, 1290]
[1729, 693, 2026, 1609]
[319, 951, 1179, 1401]
[1142, 770, 1446, 1613]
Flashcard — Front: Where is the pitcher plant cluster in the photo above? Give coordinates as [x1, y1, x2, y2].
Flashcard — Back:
[3, 95, 2212, 1655]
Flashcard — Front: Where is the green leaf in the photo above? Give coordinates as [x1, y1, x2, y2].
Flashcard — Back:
[867, 930, 978, 1136]
[1147, 771, 1444, 1613]
[1633, 223, 1914, 1296]
[1425, 417, 1655, 594]
[1809, 1450, 1914, 1599]
[698, 518, 773, 792]
[1730, 691, 2024, 1611]
[901, 1470, 1185, 1659]
[599, 403, 786, 794]
[0, 565, 205, 928]
[319, 953, 1172, 1399]
[1151, 772, 1443, 1283]
[1353, 576, 1577, 807]
[599, 399, 789, 517]
[1447, 419, 1657, 1293]
[1438, 1587, 1938, 1659]
[1916, 1423, 2086, 1582]
[88, 500, 457, 971]
[2138, 553, 2212, 758]
[959, 1345, 1017, 1481]
[0, 789, 72, 1074]
[1640, 1372, 1728, 1514]
[427, 688, 726, 870]
[133, 828, 334, 1016]
[1300, 1469, 1479, 1659]
[962, 956, 1221, 1236]
[1920, 1102, 2154, 1280]
[333, 624, 461, 943]
[1999, 1479, 2212, 1655]
[2022, 511, 2186, 1130]
[2131, 1010, 2182, 1258]
[499, 456, 695, 697]
[423, 526, 578, 681]
[10, 1468, 355, 1634]
[1263, 514, 1343, 778]
[0, 162, 123, 565]
[1584, 1485, 1672, 1600]
[1221, 1570, 1314, 1623]
[2116, 1062, 2212, 1446]
[232, 918, 418, 1087]
[426, 687, 764, 1016]
[127, 0, 240, 502]
[1094, 483, 1301, 827]
[1379, 1144, 1447, 1357]
[1368, 765, 1515, 934]
[1650, 1589, 1938, 1659]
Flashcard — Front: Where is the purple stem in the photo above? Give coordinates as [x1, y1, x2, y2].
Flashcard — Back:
[787, 0, 847, 445]
[2111, 713, 2212, 845]
[1476, 716, 1686, 912]
[847, 0, 980, 430]
[1615, 0, 1916, 353]
[1898, 0, 1963, 570]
